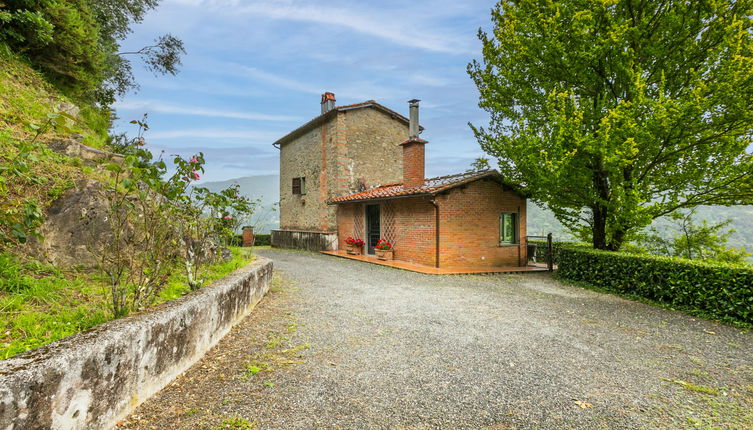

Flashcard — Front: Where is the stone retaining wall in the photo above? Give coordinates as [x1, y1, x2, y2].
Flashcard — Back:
[0, 257, 273, 430]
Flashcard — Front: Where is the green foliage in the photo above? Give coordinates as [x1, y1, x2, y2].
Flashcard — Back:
[636, 209, 751, 264]
[1, 0, 105, 98]
[212, 415, 256, 430]
[0, 247, 252, 359]
[92, 118, 256, 315]
[557, 245, 753, 325]
[469, 0, 753, 250]
[1, 0, 184, 105]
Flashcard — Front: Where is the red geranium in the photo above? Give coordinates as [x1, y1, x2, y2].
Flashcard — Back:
[345, 237, 365, 247]
[376, 238, 392, 250]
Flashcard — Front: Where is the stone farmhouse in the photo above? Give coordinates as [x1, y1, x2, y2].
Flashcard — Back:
[271, 93, 528, 269]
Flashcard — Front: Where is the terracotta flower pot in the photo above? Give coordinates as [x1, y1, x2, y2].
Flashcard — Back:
[375, 249, 393, 260]
[346, 244, 362, 255]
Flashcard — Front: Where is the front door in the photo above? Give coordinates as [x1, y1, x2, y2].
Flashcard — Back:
[366, 204, 380, 255]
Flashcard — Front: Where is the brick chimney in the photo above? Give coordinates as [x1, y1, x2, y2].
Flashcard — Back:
[321, 92, 336, 114]
[400, 99, 427, 188]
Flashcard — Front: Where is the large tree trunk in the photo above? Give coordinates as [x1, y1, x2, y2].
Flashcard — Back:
[591, 163, 611, 250]
[608, 228, 626, 251]
[592, 204, 607, 249]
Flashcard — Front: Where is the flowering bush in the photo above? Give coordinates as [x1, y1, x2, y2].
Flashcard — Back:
[345, 237, 365, 247]
[376, 239, 393, 250]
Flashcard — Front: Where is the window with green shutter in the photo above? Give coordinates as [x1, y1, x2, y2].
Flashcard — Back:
[499, 213, 517, 245]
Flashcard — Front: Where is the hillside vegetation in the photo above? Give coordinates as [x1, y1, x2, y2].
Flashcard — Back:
[0, 21, 250, 359]
[0, 46, 111, 246]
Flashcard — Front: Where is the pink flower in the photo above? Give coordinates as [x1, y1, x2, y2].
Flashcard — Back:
[189, 156, 198, 164]
[223, 215, 233, 220]
[234, 193, 239, 198]
[192, 171, 200, 180]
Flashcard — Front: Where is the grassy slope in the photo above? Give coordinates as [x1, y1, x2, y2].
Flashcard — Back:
[0, 48, 257, 359]
[0, 247, 255, 359]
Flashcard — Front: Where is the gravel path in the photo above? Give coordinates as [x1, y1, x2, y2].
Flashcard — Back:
[122, 249, 753, 429]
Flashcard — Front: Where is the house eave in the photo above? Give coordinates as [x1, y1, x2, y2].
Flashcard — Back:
[272, 101, 424, 148]
[328, 192, 434, 205]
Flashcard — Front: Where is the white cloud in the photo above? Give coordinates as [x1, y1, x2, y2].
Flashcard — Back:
[236, 66, 321, 95]
[147, 128, 283, 141]
[113, 100, 300, 121]
[236, 2, 471, 54]
[166, 0, 473, 54]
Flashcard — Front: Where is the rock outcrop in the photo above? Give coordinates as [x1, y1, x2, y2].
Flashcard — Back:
[27, 179, 112, 268]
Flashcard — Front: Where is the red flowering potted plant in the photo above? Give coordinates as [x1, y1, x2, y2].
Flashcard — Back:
[375, 238, 394, 261]
[345, 236, 365, 255]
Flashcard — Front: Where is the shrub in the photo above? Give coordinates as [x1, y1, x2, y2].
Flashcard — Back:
[557, 245, 753, 325]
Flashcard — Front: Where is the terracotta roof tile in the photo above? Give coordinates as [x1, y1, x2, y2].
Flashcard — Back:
[330, 169, 522, 203]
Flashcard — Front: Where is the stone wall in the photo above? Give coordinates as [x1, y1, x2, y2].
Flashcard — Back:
[278, 106, 409, 234]
[0, 257, 273, 430]
[279, 121, 335, 231]
[334, 108, 407, 192]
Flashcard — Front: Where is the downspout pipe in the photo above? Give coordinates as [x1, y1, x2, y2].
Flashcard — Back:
[430, 199, 439, 268]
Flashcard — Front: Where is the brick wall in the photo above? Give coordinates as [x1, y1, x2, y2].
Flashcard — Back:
[437, 179, 527, 267]
[389, 197, 436, 266]
[401, 140, 425, 188]
[335, 179, 527, 268]
[336, 197, 436, 267]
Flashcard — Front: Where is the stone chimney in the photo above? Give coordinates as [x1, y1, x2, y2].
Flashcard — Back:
[321, 92, 336, 114]
[400, 99, 427, 188]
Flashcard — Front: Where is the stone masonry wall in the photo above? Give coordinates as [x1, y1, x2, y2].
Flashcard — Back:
[280, 106, 408, 234]
[334, 108, 407, 193]
[0, 258, 273, 430]
[279, 120, 337, 231]
[437, 179, 527, 267]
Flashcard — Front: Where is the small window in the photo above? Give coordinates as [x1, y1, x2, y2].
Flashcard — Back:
[292, 177, 306, 195]
[499, 213, 517, 245]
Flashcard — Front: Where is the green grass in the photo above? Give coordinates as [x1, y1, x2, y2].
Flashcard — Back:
[0, 44, 109, 144]
[0, 247, 254, 359]
[212, 415, 256, 430]
[662, 378, 720, 395]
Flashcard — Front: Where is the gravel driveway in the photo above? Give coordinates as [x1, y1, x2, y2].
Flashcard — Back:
[122, 249, 753, 430]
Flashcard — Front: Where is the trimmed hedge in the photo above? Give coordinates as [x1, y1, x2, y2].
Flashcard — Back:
[557, 246, 753, 325]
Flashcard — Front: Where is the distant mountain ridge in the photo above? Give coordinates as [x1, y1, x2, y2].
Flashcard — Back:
[208, 174, 753, 255]
[199, 175, 279, 234]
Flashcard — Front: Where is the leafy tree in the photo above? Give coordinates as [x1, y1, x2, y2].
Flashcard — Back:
[88, 0, 185, 104]
[469, 0, 753, 250]
[637, 210, 750, 264]
[1, 0, 105, 97]
[468, 157, 491, 172]
[0, 0, 184, 104]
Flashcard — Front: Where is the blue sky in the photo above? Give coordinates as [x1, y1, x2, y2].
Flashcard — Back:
[113, 0, 498, 183]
